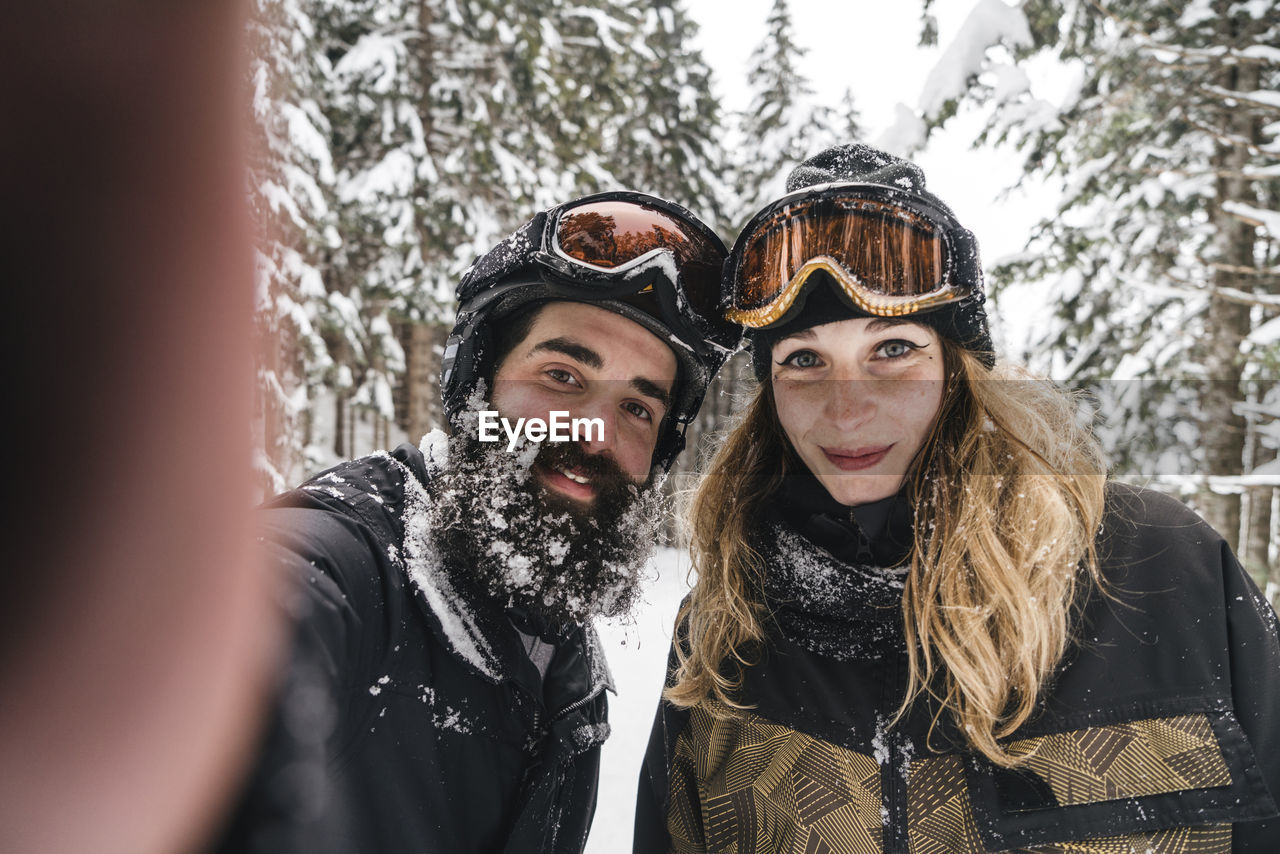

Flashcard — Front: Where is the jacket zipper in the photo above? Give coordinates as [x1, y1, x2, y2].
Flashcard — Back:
[881, 654, 910, 854]
[551, 680, 607, 722]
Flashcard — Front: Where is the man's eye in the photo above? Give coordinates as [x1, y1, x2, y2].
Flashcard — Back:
[546, 368, 581, 387]
[778, 349, 820, 369]
[878, 339, 922, 359]
[623, 401, 652, 422]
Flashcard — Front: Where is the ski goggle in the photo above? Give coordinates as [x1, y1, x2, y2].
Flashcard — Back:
[457, 191, 738, 355]
[534, 193, 738, 352]
[723, 183, 981, 328]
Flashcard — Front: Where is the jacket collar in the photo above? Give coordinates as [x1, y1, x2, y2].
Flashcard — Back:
[772, 470, 915, 568]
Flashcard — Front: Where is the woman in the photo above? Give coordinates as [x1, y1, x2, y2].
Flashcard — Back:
[635, 144, 1280, 853]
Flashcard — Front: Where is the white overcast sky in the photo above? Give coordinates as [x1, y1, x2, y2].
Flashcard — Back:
[689, 0, 937, 123]
[687, 0, 1057, 353]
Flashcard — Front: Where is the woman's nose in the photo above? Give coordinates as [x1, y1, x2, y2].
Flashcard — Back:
[823, 377, 878, 427]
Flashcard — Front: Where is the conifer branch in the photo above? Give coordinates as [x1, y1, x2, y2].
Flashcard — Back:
[1128, 273, 1280, 308]
[1211, 284, 1280, 308]
[1184, 117, 1269, 156]
[1198, 85, 1280, 115]
[1137, 42, 1280, 68]
[1083, 0, 1278, 69]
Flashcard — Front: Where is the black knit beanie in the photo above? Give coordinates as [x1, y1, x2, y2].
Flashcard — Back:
[748, 143, 995, 382]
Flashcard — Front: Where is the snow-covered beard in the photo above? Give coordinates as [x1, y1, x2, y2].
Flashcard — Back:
[427, 429, 663, 627]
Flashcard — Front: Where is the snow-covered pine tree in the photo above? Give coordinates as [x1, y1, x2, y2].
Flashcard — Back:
[252, 0, 744, 485]
[383, 0, 554, 442]
[313, 0, 429, 459]
[397, 0, 652, 440]
[916, 1, 1279, 589]
[430, 0, 659, 229]
[609, 0, 728, 231]
[433, 0, 566, 232]
[730, 0, 846, 225]
[247, 0, 338, 496]
[591, 0, 741, 511]
[534, 0, 639, 200]
[834, 86, 865, 145]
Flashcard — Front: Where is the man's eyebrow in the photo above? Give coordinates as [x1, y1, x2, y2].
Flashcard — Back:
[529, 335, 671, 408]
[631, 376, 671, 409]
[529, 337, 603, 369]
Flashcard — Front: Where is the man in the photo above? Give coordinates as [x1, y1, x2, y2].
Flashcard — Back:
[215, 191, 739, 854]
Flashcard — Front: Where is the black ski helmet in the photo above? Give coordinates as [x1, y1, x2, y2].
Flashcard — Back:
[440, 191, 741, 473]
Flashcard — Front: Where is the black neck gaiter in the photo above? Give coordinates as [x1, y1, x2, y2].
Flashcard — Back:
[757, 472, 916, 660]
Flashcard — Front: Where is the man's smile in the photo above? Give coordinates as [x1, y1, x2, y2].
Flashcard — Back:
[532, 461, 597, 503]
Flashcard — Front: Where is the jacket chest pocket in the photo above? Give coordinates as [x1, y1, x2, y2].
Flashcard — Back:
[942, 699, 1277, 852]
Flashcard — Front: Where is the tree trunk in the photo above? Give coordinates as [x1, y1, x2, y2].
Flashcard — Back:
[1269, 490, 1280, 612]
[1198, 32, 1261, 550]
[1244, 487, 1275, 587]
[394, 320, 451, 445]
[334, 390, 347, 459]
[1241, 382, 1276, 588]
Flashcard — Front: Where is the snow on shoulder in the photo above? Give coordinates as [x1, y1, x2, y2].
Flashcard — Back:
[391, 443, 502, 680]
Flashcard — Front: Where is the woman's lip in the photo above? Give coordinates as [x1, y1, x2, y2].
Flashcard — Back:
[532, 462, 597, 502]
[821, 445, 893, 471]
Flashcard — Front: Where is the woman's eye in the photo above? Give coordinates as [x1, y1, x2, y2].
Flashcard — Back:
[779, 349, 820, 369]
[623, 401, 653, 422]
[546, 368, 581, 387]
[877, 339, 921, 359]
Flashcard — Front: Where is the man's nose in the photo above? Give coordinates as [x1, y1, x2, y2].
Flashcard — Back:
[575, 402, 618, 457]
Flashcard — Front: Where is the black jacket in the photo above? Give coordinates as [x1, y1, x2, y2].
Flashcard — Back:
[218, 442, 612, 854]
[636, 482, 1280, 853]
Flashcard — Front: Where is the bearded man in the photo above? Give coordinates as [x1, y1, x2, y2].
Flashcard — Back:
[215, 192, 739, 854]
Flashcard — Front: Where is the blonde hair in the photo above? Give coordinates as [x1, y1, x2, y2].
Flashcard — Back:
[666, 343, 1107, 768]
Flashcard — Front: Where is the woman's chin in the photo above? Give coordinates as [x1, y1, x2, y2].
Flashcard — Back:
[815, 472, 905, 507]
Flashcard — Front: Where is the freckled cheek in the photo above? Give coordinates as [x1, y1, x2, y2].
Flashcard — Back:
[774, 404, 814, 453]
[773, 384, 828, 444]
[889, 381, 944, 440]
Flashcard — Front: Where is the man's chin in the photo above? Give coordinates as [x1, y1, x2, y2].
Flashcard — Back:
[430, 432, 662, 623]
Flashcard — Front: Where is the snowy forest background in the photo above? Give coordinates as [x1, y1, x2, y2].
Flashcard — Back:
[248, 0, 1280, 605]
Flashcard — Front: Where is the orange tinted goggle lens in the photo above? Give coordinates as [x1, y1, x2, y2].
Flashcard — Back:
[735, 199, 946, 310]
[555, 200, 723, 320]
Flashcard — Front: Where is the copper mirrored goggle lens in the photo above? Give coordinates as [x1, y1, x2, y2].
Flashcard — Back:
[555, 200, 724, 319]
[735, 199, 947, 310]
